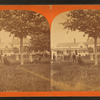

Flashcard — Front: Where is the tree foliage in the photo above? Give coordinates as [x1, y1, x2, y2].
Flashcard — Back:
[0, 10, 50, 51]
[61, 9, 100, 65]
[0, 10, 50, 65]
[0, 10, 49, 38]
[62, 9, 100, 38]
[28, 12, 50, 52]
[30, 32, 50, 52]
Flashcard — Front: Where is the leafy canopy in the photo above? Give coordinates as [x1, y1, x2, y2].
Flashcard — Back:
[62, 9, 100, 38]
[30, 32, 50, 52]
[0, 10, 50, 51]
[0, 10, 49, 39]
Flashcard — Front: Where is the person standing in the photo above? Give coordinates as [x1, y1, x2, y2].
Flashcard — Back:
[53, 53, 56, 61]
[72, 53, 76, 62]
[77, 54, 84, 65]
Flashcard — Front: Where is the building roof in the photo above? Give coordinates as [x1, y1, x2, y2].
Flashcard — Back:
[56, 42, 87, 48]
[55, 48, 87, 51]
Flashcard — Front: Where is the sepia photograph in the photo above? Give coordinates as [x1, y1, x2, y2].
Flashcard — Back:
[0, 10, 51, 91]
[1, 7, 100, 94]
[51, 9, 100, 91]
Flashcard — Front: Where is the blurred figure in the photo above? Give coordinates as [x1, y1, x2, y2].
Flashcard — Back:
[72, 53, 76, 62]
[64, 54, 67, 60]
[77, 54, 84, 65]
[53, 53, 56, 61]
[4, 55, 10, 66]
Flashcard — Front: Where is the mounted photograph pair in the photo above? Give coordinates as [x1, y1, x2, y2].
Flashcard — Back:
[0, 5, 99, 92]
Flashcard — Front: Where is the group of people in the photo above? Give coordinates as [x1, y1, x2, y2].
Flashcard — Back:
[0, 54, 10, 65]
[52, 53, 85, 65]
[72, 53, 84, 65]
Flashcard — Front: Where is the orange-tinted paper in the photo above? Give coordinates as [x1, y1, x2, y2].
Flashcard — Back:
[0, 5, 99, 97]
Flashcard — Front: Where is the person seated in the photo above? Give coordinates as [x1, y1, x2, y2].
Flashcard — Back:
[3, 55, 10, 65]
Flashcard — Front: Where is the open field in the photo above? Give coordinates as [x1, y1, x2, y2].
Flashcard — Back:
[0, 56, 51, 91]
[51, 57, 100, 91]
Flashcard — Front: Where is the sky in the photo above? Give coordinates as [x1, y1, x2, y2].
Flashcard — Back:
[0, 30, 31, 43]
[51, 11, 88, 49]
[0, 30, 13, 43]
[0, 11, 88, 46]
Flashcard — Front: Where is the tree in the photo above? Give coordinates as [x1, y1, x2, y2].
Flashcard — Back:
[30, 15, 50, 52]
[30, 33, 50, 52]
[0, 10, 49, 65]
[62, 9, 100, 65]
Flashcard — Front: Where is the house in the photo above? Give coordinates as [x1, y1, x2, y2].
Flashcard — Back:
[87, 38, 100, 53]
[87, 38, 100, 47]
[12, 37, 30, 47]
[12, 37, 31, 53]
[51, 39, 88, 60]
[0, 42, 13, 56]
[0, 37, 30, 56]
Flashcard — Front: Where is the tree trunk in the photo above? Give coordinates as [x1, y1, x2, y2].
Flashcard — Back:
[20, 38, 24, 65]
[94, 37, 98, 65]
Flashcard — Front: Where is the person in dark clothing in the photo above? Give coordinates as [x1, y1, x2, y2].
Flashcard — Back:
[4, 55, 10, 65]
[53, 53, 56, 61]
[77, 54, 84, 65]
[64, 55, 67, 60]
[72, 53, 76, 62]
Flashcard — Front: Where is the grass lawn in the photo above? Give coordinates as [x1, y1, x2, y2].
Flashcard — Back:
[51, 57, 100, 91]
[0, 56, 51, 91]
